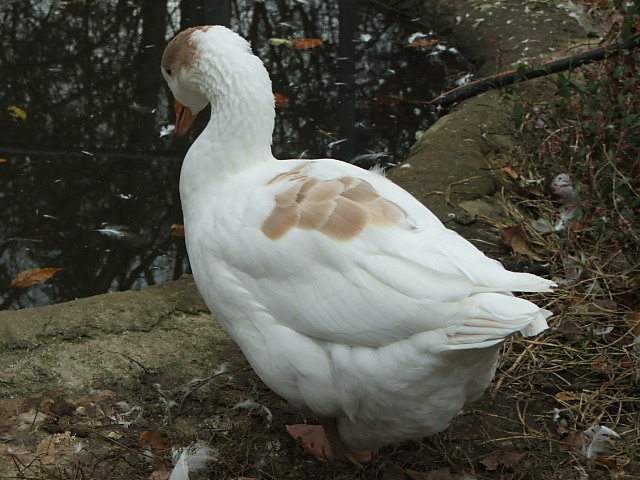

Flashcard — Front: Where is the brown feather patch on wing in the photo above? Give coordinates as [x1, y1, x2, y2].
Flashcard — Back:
[262, 164, 409, 241]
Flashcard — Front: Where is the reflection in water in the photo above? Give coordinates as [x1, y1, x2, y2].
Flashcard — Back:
[0, 0, 471, 309]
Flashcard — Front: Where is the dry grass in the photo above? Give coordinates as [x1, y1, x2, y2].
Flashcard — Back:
[485, 220, 640, 479]
[482, 23, 640, 476]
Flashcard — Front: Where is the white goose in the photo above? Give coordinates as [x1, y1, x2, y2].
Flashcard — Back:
[161, 26, 555, 465]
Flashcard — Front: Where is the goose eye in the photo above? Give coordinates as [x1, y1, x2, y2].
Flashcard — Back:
[166, 68, 172, 76]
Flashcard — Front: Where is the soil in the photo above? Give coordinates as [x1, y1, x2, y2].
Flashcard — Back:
[1, 2, 632, 479]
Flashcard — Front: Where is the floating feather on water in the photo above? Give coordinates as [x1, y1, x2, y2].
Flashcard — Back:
[93, 224, 142, 246]
[94, 224, 131, 240]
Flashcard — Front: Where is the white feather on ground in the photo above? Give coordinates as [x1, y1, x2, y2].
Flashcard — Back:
[581, 425, 620, 459]
[168, 441, 218, 480]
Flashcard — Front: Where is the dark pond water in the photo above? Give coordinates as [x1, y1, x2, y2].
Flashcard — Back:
[0, 0, 472, 310]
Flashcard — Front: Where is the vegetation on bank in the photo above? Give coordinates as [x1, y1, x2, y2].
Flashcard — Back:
[497, 3, 639, 477]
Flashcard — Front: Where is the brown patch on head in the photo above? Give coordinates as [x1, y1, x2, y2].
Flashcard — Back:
[162, 26, 214, 74]
[262, 164, 410, 241]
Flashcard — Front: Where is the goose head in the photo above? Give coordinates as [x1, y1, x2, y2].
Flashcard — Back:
[161, 26, 275, 140]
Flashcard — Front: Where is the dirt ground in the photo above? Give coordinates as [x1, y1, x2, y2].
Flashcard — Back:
[1, 1, 637, 479]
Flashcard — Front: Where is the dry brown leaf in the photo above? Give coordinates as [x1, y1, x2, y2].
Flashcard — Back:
[500, 165, 519, 179]
[480, 451, 502, 470]
[0, 158, 7, 163]
[139, 429, 166, 452]
[274, 92, 290, 107]
[599, 1, 625, 30]
[594, 456, 618, 468]
[501, 451, 525, 470]
[406, 38, 440, 48]
[569, 218, 593, 231]
[292, 38, 323, 50]
[604, 455, 631, 469]
[10, 268, 62, 288]
[555, 391, 576, 401]
[558, 427, 582, 452]
[500, 225, 540, 259]
[480, 451, 524, 471]
[170, 223, 185, 237]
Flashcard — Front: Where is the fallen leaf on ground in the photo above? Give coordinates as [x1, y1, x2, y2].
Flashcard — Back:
[139, 429, 166, 452]
[555, 391, 575, 401]
[500, 165, 519, 179]
[7, 105, 27, 120]
[274, 92, 290, 107]
[569, 218, 593, 231]
[594, 456, 618, 469]
[558, 426, 582, 452]
[10, 268, 63, 288]
[500, 225, 540, 259]
[292, 38, 323, 49]
[480, 451, 525, 471]
[170, 223, 185, 237]
[0, 158, 7, 163]
[406, 38, 440, 47]
[596, 455, 630, 469]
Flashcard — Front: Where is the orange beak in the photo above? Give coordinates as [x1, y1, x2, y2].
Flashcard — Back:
[174, 101, 198, 136]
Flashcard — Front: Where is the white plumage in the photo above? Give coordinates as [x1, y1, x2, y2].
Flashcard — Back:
[161, 26, 555, 464]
